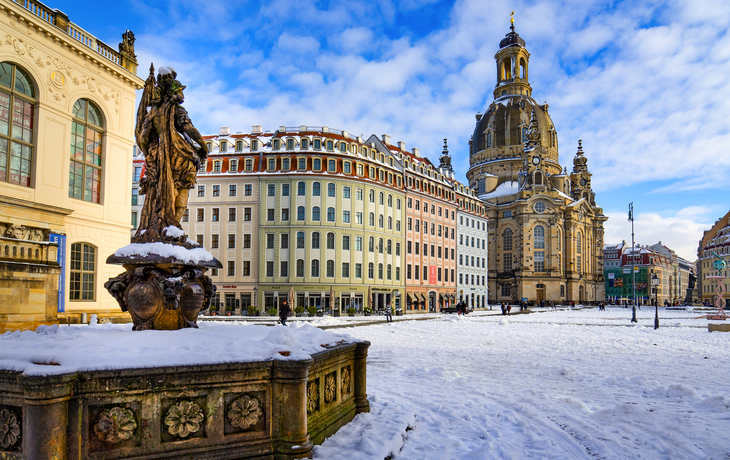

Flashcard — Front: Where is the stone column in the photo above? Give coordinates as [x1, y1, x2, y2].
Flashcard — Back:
[19, 373, 77, 460]
[271, 358, 313, 459]
[353, 341, 371, 414]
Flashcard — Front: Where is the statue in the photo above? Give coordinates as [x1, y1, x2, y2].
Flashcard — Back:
[118, 30, 136, 58]
[104, 65, 221, 331]
[133, 65, 207, 244]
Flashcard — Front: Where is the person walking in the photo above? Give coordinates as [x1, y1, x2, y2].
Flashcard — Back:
[279, 300, 290, 326]
[385, 303, 393, 322]
[501, 303, 506, 315]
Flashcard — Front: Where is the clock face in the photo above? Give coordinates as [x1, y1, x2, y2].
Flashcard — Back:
[580, 178, 586, 186]
[532, 156, 540, 165]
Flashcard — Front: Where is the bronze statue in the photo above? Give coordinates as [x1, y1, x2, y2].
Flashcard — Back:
[104, 65, 220, 331]
[133, 65, 208, 244]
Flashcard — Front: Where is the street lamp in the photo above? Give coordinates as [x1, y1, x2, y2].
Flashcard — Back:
[652, 273, 659, 329]
[629, 203, 637, 323]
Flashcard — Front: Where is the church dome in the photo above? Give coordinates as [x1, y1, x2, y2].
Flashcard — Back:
[470, 95, 556, 157]
[499, 29, 526, 49]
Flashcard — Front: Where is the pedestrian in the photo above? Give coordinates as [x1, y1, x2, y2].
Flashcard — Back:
[507, 304, 512, 315]
[385, 303, 393, 322]
[279, 300, 290, 326]
[501, 303, 506, 315]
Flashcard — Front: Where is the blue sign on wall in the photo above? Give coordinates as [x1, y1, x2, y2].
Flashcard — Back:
[49, 233, 66, 312]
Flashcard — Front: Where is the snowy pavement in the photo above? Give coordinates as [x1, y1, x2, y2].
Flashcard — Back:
[313, 308, 730, 460]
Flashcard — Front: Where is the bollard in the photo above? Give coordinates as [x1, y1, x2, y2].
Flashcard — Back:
[80, 312, 87, 324]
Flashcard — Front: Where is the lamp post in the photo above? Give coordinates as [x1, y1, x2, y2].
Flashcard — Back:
[252, 287, 257, 314]
[629, 203, 637, 323]
[652, 273, 659, 329]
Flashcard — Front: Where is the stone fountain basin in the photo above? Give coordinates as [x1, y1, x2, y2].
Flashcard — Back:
[0, 323, 369, 459]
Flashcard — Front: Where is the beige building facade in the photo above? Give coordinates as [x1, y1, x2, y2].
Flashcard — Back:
[468, 24, 606, 305]
[0, 0, 143, 331]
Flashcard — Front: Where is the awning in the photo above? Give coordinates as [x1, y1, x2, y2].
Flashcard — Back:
[418, 293, 426, 301]
[407, 293, 416, 302]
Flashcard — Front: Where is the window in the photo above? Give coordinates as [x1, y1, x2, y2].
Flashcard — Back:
[297, 231, 305, 248]
[182, 208, 189, 222]
[369, 236, 374, 252]
[326, 260, 335, 277]
[327, 232, 335, 250]
[235, 140, 243, 152]
[281, 208, 289, 220]
[342, 235, 350, 250]
[328, 159, 336, 171]
[228, 261, 236, 277]
[281, 233, 289, 249]
[266, 233, 274, 249]
[298, 158, 306, 170]
[343, 210, 350, 223]
[268, 183, 276, 196]
[357, 164, 364, 175]
[273, 139, 280, 150]
[379, 192, 384, 205]
[387, 264, 392, 280]
[387, 239, 392, 255]
[326, 140, 333, 150]
[369, 190, 375, 202]
[356, 212, 363, 224]
[301, 139, 309, 149]
[368, 262, 374, 279]
[212, 185, 220, 197]
[327, 207, 335, 222]
[265, 261, 274, 277]
[131, 188, 138, 206]
[282, 158, 290, 170]
[535, 225, 545, 249]
[378, 215, 384, 228]
[298, 181, 306, 195]
[313, 182, 321, 196]
[229, 184, 237, 196]
[244, 207, 252, 221]
[342, 262, 350, 278]
[213, 161, 222, 172]
[378, 238, 384, 254]
[287, 138, 294, 150]
[70, 98, 103, 202]
[242, 261, 250, 276]
[282, 183, 290, 196]
[344, 162, 351, 174]
[313, 158, 321, 170]
[356, 236, 363, 251]
[197, 185, 205, 197]
[535, 251, 545, 271]
[0, 63, 34, 187]
[197, 235, 204, 246]
[245, 159, 253, 171]
[311, 259, 320, 277]
[243, 234, 251, 248]
[70, 242, 96, 301]
[296, 259, 304, 277]
[388, 217, 392, 229]
[212, 208, 219, 222]
[343, 186, 351, 199]
[312, 206, 320, 221]
[197, 209, 204, 222]
[355, 263, 362, 278]
[280, 261, 288, 277]
[378, 263, 384, 279]
[356, 188, 363, 200]
[297, 206, 305, 220]
[312, 232, 320, 249]
[503, 228, 513, 251]
[244, 184, 252, 196]
[228, 234, 235, 248]
[328, 183, 335, 197]
[396, 242, 400, 256]
[503, 253, 512, 271]
[314, 139, 321, 150]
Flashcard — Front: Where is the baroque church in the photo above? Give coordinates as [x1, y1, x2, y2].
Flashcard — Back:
[467, 20, 607, 304]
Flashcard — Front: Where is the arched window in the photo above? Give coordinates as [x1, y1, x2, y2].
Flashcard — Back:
[297, 231, 304, 248]
[557, 229, 562, 251]
[369, 189, 375, 202]
[326, 260, 334, 277]
[327, 183, 335, 197]
[503, 228, 513, 251]
[297, 206, 305, 221]
[327, 207, 335, 222]
[378, 263, 384, 279]
[70, 242, 96, 301]
[327, 232, 335, 249]
[312, 206, 320, 221]
[70, 99, 104, 202]
[378, 238, 384, 254]
[311, 259, 320, 277]
[577, 232, 582, 254]
[560, 285, 565, 297]
[387, 216, 392, 229]
[486, 132, 492, 148]
[312, 182, 321, 196]
[297, 181, 306, 195]
[296, 259, 304, 277]
[387, 264, 392, 280]
[379, 192, 384, 205]
[312, 232, 320, 249]
[369, 212, 374, 226]
[0, 62, 36, 187]
[387, 194, 392, 207]
[387, 239, 392, 255]
[534, 225, 545, 249]
[378, 214, 384, 228]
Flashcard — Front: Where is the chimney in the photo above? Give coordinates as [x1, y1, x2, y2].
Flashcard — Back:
[382, 134, 390, 145]
[412, 147, 420, 158]
[322, 126, 329, 133]
[398, 141, 406, 151]
[279, 125, 286, 132]
[252, 125, 263, 134]
[300, 125, 307, 132]
[343, 130, 348, 138]
[219, 126, 230, 136]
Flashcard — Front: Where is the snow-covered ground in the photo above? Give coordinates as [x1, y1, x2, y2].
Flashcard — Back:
[314, 307, 730, 459]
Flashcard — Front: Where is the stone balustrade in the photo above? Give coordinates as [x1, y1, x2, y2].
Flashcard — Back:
[0, 236, 58, 266]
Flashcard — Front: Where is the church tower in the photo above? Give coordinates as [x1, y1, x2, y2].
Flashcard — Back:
[469, 15, 607, 306]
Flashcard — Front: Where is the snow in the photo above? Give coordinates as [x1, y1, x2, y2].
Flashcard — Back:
[313, 307, 730, 459]
[480, 181, 520, 199]
[0, 322, 357, 376]
[114, 242, 214, 264]
[163, 225, 185, 238]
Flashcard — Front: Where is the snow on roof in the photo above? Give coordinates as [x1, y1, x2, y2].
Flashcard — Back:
[0, 322, 359, 376]
[479, 181, 520, 199]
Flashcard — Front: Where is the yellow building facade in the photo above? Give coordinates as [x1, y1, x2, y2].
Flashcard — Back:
[0, 0, 143, 331]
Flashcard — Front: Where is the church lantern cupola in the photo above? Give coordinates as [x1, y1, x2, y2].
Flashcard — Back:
[494, 12, 532, 100]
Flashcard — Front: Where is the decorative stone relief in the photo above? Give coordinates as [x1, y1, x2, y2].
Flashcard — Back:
[324, 372, 336, 404]
[341, 366, 352, 397]
[0, 408, 20, 449]
[2, 224, 45, 241]
[164, 401, 204, 438]
[93, 406, 137, 443]
[307, 379, 319, 413]
[227, 395, 262, 431]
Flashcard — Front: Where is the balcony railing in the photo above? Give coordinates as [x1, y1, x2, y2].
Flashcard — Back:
[0, 236, 58, 266]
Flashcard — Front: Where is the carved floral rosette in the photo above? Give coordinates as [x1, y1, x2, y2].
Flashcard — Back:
[164, 401, 204, 438]
[0, 408, 20, 450]
[227, 395, 262, 431]
[307, 379, 319, 414]
[341, 365, 352, 397]
[324, 372, 336, 404]
[93, 406, 137, 443]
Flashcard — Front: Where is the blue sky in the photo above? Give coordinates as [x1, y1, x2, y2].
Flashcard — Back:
[56, 0, 730, 260]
